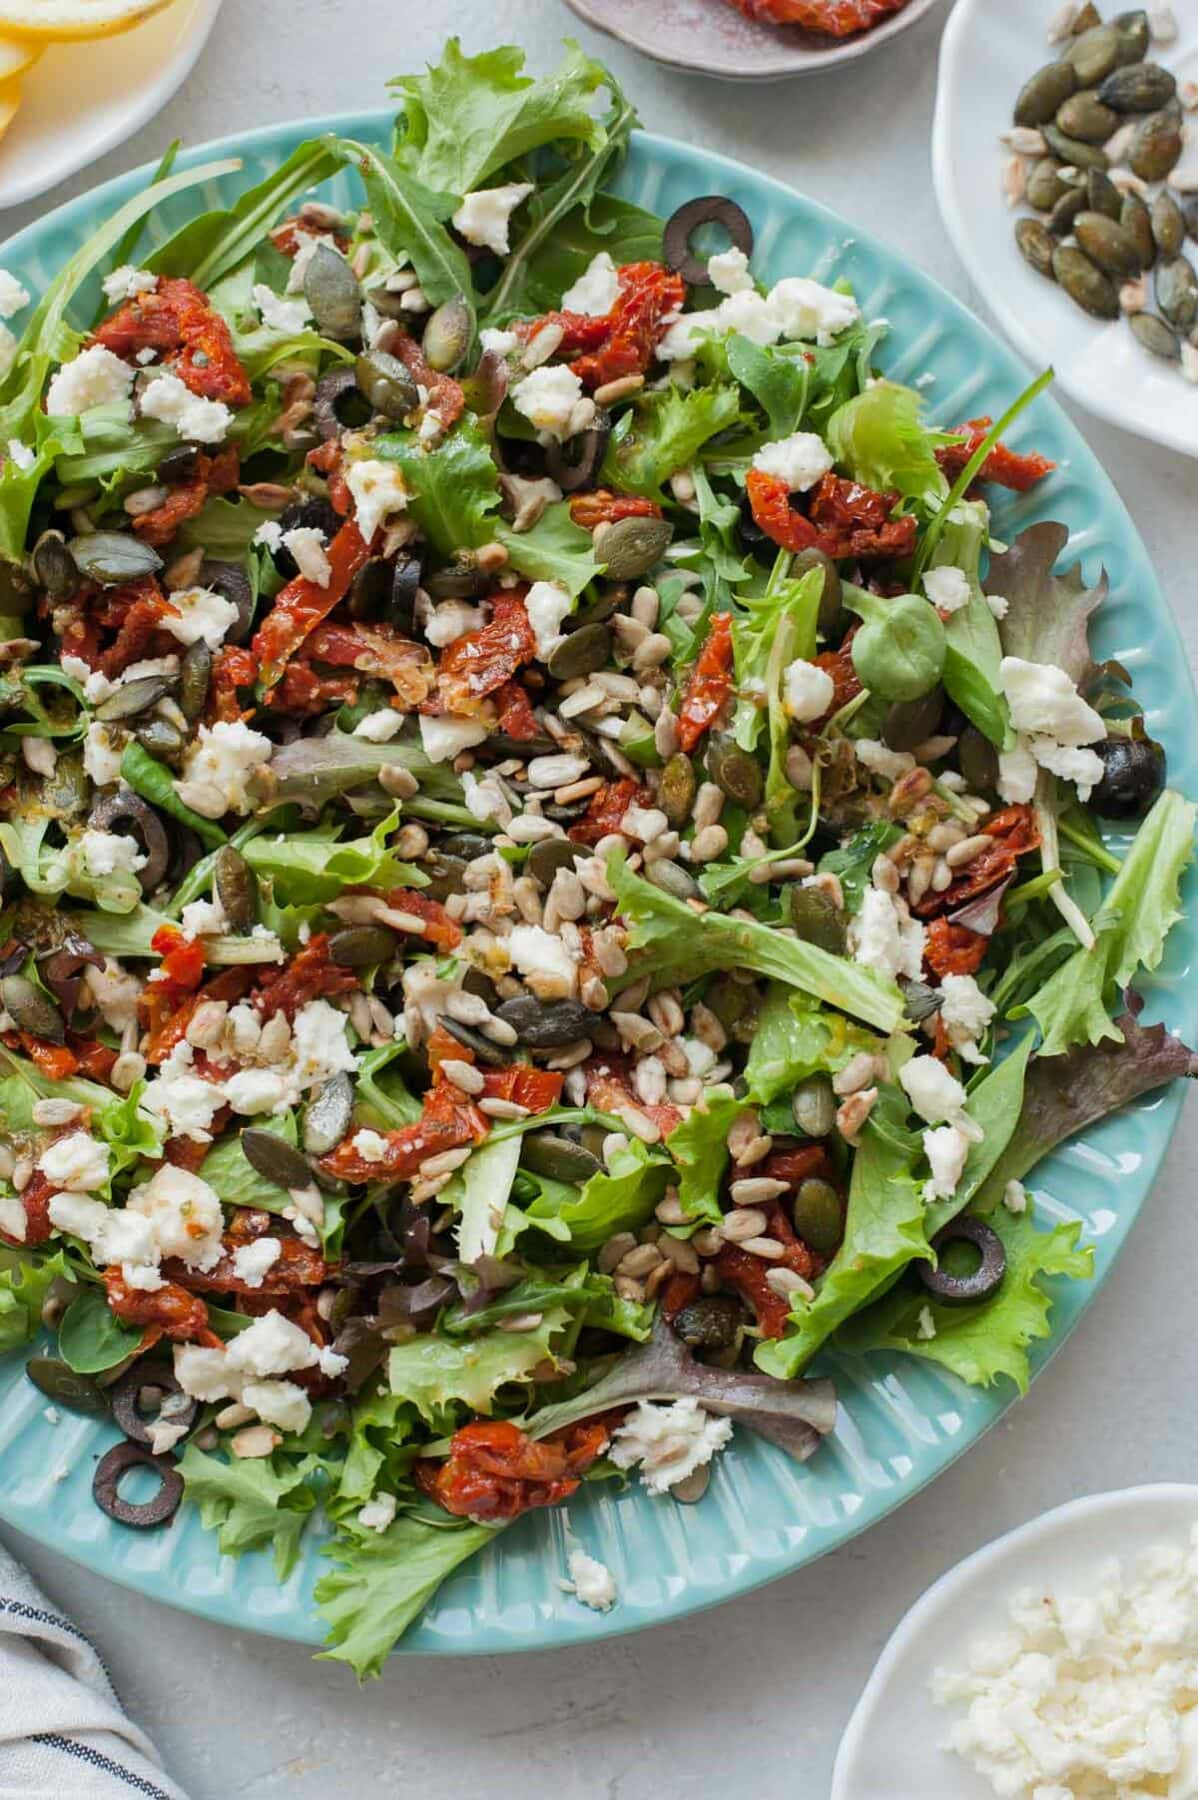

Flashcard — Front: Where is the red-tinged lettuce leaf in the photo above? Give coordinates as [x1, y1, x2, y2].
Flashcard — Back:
[526, 1314, 837, 1463]
[972, 1008, 1198, 1211]
[835, 1205, 1093, 1395]
[986, 519, 1106, 688]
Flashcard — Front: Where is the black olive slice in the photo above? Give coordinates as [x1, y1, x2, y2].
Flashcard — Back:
[1089, 735, 1166, 821]
[918, 1215, 1007, 1308]
[93, 1440, 183, 1528]
[663, 195, 754, 286]
[110, 1359, 196, 1446]
[544, 410, 612, 493]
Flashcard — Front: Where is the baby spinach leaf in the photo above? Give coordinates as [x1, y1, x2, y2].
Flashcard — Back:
[727, 333, 808, 437]
[58, 1286, 143, 1374]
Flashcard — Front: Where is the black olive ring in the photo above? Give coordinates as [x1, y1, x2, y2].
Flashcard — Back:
[93, 1441, 183, 1529]
[110, 1360, 196, 1448]
[918, 1215, 1007, 1308]
[663, 195, 754, 286]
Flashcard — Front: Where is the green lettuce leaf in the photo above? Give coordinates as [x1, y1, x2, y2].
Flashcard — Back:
[354, 1042, 422, 1130]
[602, 384, 741, 499]
[148, 140, 342, 292]
[265, 729, 465, 813]
[837, 1205, 1092, 1394]
[817, 821, 904, 915]
[0, 1248, 72, 1352]
[932, 498, 1010, 748]
[387, 1308, 567, 1423]
[663, 1090, 747, 1226]
[524, 1137, 670, 1251]
[744, 984, 877, 1104]
[496, 501, 599, 599]
[826, 380, 951, 509]
[120, 742, 227, 850]
[443, 1133, 523, 1265]
[1027, 790, 1196, 1056]
[373, 418, 498, 557]
[731, 558, 818, 750]
[243, 809, 424, 905]
[760, 566, 821, 841]
[0, 1056, 162, 1177]
[726, 333, 808, 438]
[178, 1443, 321, 1579]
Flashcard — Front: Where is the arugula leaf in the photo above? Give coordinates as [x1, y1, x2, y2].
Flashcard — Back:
[837, 1205, 1092, 1394]
[0, 1248, 72, 1352]
[373, 419, 499, 557]
[496, 501, 599, 599]
[316, 1514, 500, 1679]
[601, 384, 741, 499]
[243, 810, 425, 905]
[178, 1444, 321, 1579]
[726, 333, 809, 437]
[525, 1137, 671, 1250]
[149, 141, 342, 292]
[817, 822, 904, 915]
[120, 742, 227, 850]
[609, 850, 907, 1035]
[491, 193, 661, 320]
[932, 499, 1010, 748]
[392, 39, 608, 195]
[1027, 791, 1196, 1055]
[827, 380, 952, 508]
[355, 1042, 422, 1130]
[336, 138, 476, 328]
[691, 463, 752, 610]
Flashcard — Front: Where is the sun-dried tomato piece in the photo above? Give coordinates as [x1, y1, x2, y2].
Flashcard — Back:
[716, 1204, 822, 1337]
[207, 645, 259, 724]
[568, 775, 649, 846]
[0, 1169, 53, 1247]
[677, 611, 734, 753]
[306, 439, 353, 517]
[758, 1144, 832, 1188]
[5, 1033, 79, 1081]
[93, 276, 251, 407]
[300, 622, 434, 709]
[722, 0, 909, 33]
[252, 519, 372, 690]
[143, 968, 253, 1066]
[811, 630, 863, 724]
[271, 219, 350, 259]
[479, 1066, 564, 1113]
[569, 490, 664, 529]
[252, 934, 359, 1024]
[133, 446, 240, 548]
[104, 1268, 222, 1347]
[568, 263, 686, 389]
[264, 661, 360, 718]
[416, 1418, 611, 1522]
[71, 1037, 118, 1083]
[745, 468, 819, 555]
[924, 917, 989, 979]
[661, 1270, 702, 1321]
[167, 1235, 328, 1297]
[163, 1136, 213, 1173]
[386, 332, 466, 427]
[375, 888, 462, 954]
[936, 419, 1056, 493]
[494, 680, 540, 741]
[583, 1054, 684, 1139]
[431, 592, 537, 716]
[912, 803, 1040, 919]
[318, 1080, 489, 1182]
[807, 472, 919, 561]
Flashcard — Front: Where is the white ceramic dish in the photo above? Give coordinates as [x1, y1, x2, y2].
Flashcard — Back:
[933, 0, 1198, 459]
[561, 0, 944, 82]
[831, 1483, 1198, 1798]
[0, 0, 222, 211]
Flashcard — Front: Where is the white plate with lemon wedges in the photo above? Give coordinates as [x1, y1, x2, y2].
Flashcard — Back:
[0, 0, 223, 211]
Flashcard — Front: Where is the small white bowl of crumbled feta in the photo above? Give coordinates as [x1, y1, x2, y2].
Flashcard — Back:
[831, 1484, 1198, 1800]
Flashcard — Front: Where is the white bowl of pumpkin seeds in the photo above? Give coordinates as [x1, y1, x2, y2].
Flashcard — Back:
[934, 0, 1198, 458]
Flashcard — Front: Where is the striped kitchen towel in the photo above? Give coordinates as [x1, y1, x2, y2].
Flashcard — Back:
[0, 1538, 189, 1799]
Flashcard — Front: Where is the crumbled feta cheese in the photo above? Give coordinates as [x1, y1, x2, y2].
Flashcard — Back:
[253, 519, 284, 552]
[915, 1303, 937, 1340]
[524, 579, 573, 655]
[6, 438, 34, 471]
[508, 923, 579, 999]
[938, 973, 996, 1060]
[0, 325, 17, 381]
[142, 1040, 226, 1144]
[921, 1123, 972, 1203]
[511, 364, 596, 443]
[350, 1129, 388, 1164]
[139, 372, 233, 444]
[752, 430, 834, 493]
[923, 566, 972, 614]
[39, 1131, 110, 1194]
[101, 265, 157, 305]
[48, 1192, 159, 1289]
[782, 657, 835, 722]
[563, 1546, 618, 1612]
[998, 739, 1039, 805]
[451, 182, 534, 256]
[418, 408, 445, 446]
[176, 720, 273, 818]
[285, 230, 322, 293]
[424, 599, 484, 649]
[357, 1493, 399, 1534]
[161, 584, 239, 649]
[419, 713, 488, 763]
[353, 708, 404, 742]
[718, 287, 781, 346]
[289, 998, 357, 1091]
[1032, 738, 1105, 801]
[223, 1069, 289, 1115]
[855, 739, 916, 781]
[849, 885, 926, 982]
[179, 895, 227, 940]
[999, 656, 1105, 748]
[610, 1398, 733, 1495]
[345, 457, 409, 543]
[79, 827, 145, 880]
[0, 269, 30, 316]
[45, 345, 135, 417]
[281, 525, 331, 587]
[561, 251, 620, 316]
[707, 246, 754, 295]
[479, 327, 519, 358]
[127, 1163, 225, 1270]
[900, 1054, 968, 1125]
[1003, 1178, 1028, 1215]
[986, 593, 1009, 620]
[83, 958, 141, 1033]
[230, 1237, 282, 1289]
[656, 306, 722, 361]
[252, 282, 311, 334]
[767, 276, 860, 344]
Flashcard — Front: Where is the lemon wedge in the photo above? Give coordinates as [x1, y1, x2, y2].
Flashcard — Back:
[0, 0, 173, 40]
[0, 34, 39, 79]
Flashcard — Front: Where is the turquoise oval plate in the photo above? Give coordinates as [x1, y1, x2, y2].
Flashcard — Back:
[0, 115, 1194, 1657]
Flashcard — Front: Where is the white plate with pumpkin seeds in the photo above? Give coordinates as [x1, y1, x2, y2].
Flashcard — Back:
[933, 0, 1198, 459]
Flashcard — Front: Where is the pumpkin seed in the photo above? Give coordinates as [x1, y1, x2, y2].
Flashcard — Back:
[1048, 185, 1088, 235]
[1064, 22, 1122, 84]
[1151, 191, 1185, 257]
[959, 725, 1001, 792]
[1027, 157, 1068, 212]
[1015, 60, 1078, 127]
[2, 974, 65, 1043]
[705, 732, 764, 807]
[1057, 88, 1119, 141]
[546, 621, 612, 680]
[1181, 193, 1198, 242]
[592, 515, 674, 581]
[1099, 60, 1177, 112]
[421, 853, 469, 903]
[1121, 193, 1156, 268]
[421, 293, 470, 373]
[1075, 209, 1144, 274]
[95, 673, 174, 723]
[1129, 311, 1180, 358]
[659, 752, 697, 827]
[438, 832, 494, 861]
[644, 857, 698, 900]
[425, 552, 487, 600]
[1052, 244, 1121, 316]
[329, 924, 400, 967]
[302, 1073, 355, 1155]
[788, 885, 847, 954]
[178, 640, 212, 722]
[791, 1178, 843, 1254]
[354, 348, 419, 421]
[40, 750, 88, 819]
[1015, 216, 1058, 277]
[1087, 166, 1124, 221]
[526, 838, 583, 888]
[26, 1355, 110, 1416]
[519, 1132, 602, 1183]
[0, 556, 32, 614]
[1043, 122, 1109, 169]
[241, 1128, 314, 1189]
[213, 844, 254, 932]
[68, 531, 162, 586]
[1156, 255, 1198, 330]
[1129, 108, 1182, 182]
[440, 1015, 513, 1064]
[32, 530, 78, 600]
[494, 995, 596, 1047]
[1112, 8, 1150, 63]
[672, 1296, 742, 1351]
[134, 717, 184, 766]
[791, 1074, 836, 1138]
[303, 242, 361, 341]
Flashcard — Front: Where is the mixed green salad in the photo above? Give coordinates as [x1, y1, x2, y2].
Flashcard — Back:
[0, 40, 1192, 1676]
